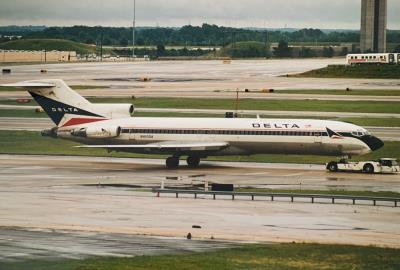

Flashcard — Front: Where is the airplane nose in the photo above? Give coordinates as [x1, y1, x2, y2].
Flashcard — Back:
[361, 135, 384, 151]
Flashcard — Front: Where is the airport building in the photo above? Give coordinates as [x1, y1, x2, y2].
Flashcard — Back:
[0, 50, 77, 63]
[360, 0, 387, 53]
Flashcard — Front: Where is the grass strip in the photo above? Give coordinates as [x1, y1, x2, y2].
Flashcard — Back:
[89, 97, 400, 114]
[1, 243, 400, 270]
[1, 97, 400, 114]
[274, 89, 400, 96]
[2, 109, 400, 128]
[291, 64, 400, 79]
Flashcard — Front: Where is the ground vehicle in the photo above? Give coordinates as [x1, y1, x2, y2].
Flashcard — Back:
[327, 158, 400, 174]
[346, 53, 400, 65]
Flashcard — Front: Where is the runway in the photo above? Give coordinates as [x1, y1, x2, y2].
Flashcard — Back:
[1, 117, 399, 141]
[0, 154, 399, 250]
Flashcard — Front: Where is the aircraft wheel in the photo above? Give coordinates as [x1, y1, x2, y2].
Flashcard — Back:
[166, 157, 179, 169]
[363, 163, 374, 174]
[187, 156, 200, 168]
[327, 161, 338, 172]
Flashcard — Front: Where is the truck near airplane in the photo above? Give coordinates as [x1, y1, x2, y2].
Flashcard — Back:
[327, 158, 399, 174]
[2, 79, 385, 169]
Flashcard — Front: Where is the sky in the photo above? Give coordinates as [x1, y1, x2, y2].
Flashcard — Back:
[0, 0, 399, 30]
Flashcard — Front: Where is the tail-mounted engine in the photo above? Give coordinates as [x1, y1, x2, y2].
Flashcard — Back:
[72, 126, 121, 139]
[90, 104, 134, 119]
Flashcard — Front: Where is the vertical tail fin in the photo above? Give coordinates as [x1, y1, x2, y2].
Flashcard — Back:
[2, 79, 106, 126]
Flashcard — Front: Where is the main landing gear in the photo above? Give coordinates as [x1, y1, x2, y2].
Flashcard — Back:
[166, 156, 180, 169]
[165, 156, 201, 169]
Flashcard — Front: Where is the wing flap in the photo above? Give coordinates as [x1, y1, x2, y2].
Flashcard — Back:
[76, 141, 229, 152]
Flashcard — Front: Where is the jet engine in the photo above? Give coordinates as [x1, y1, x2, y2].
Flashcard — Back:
[90, 104, 134, 119]
[72, 126, 121, 139]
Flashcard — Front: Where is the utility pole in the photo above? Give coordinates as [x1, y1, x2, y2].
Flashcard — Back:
[100, 28, 103, 62]
[235, 88, 240, 115]
[132, 0, 136, 59]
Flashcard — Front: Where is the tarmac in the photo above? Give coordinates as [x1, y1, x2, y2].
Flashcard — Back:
[0, 154, 399, 254]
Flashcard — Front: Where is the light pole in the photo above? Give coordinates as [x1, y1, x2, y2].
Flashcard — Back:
[132, 0, 136, 59]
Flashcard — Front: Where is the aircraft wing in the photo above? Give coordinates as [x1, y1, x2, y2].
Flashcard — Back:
[76, 141, 229, 153]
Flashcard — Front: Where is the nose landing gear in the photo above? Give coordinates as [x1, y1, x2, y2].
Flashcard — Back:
[187, 156, 200, 168]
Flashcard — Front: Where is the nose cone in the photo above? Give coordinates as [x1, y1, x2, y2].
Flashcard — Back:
[361, 135, 384, 151]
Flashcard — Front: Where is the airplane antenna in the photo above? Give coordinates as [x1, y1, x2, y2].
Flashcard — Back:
[235, 88, 240, 117]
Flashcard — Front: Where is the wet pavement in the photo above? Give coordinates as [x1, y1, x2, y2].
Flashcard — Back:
[0, 227, 235, 263]
[0, 155, 399, 193]
[0, 154, 399, 253]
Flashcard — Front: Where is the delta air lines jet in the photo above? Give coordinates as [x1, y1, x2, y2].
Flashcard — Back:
[3, 79, 384, 169]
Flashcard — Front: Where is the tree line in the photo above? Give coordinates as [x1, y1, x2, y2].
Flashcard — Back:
[2, 24, 399, 46]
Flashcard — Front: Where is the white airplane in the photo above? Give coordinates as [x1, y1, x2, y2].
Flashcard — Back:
[3, 79, 384, 169]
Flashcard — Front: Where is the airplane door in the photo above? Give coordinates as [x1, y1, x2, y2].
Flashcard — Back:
[129, 130, 137, 141]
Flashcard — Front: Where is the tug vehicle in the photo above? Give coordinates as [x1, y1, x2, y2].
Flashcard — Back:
[327, 158, 400, 174]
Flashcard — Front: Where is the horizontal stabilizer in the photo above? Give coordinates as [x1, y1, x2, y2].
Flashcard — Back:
[1, 82, 55, 88]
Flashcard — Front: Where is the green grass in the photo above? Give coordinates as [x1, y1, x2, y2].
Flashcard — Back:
[338, 117, 400, 127]
[236, 188, 400, 198]
[275, 89, 400, 96]
[293, 64, 400, 79]
[2, 108, 400, 127]
[87, 97, 400, 114]
[1, 97, 400, 114]
[0, 130, 398, 164]
[0, 110, 47, 118]
[1, 243, 400, 270]
[0, 39, 98, 55]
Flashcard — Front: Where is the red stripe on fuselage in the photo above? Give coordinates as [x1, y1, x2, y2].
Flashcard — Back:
[61, 118, 106, 127]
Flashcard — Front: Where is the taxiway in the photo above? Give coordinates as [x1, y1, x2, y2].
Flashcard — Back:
[0, 155, 399, 251]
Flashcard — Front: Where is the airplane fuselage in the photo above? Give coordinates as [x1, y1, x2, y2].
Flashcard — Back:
[56, 117, 382, 157]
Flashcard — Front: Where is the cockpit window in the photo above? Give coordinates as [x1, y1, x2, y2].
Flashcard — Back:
[352, 131, 367, 137]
